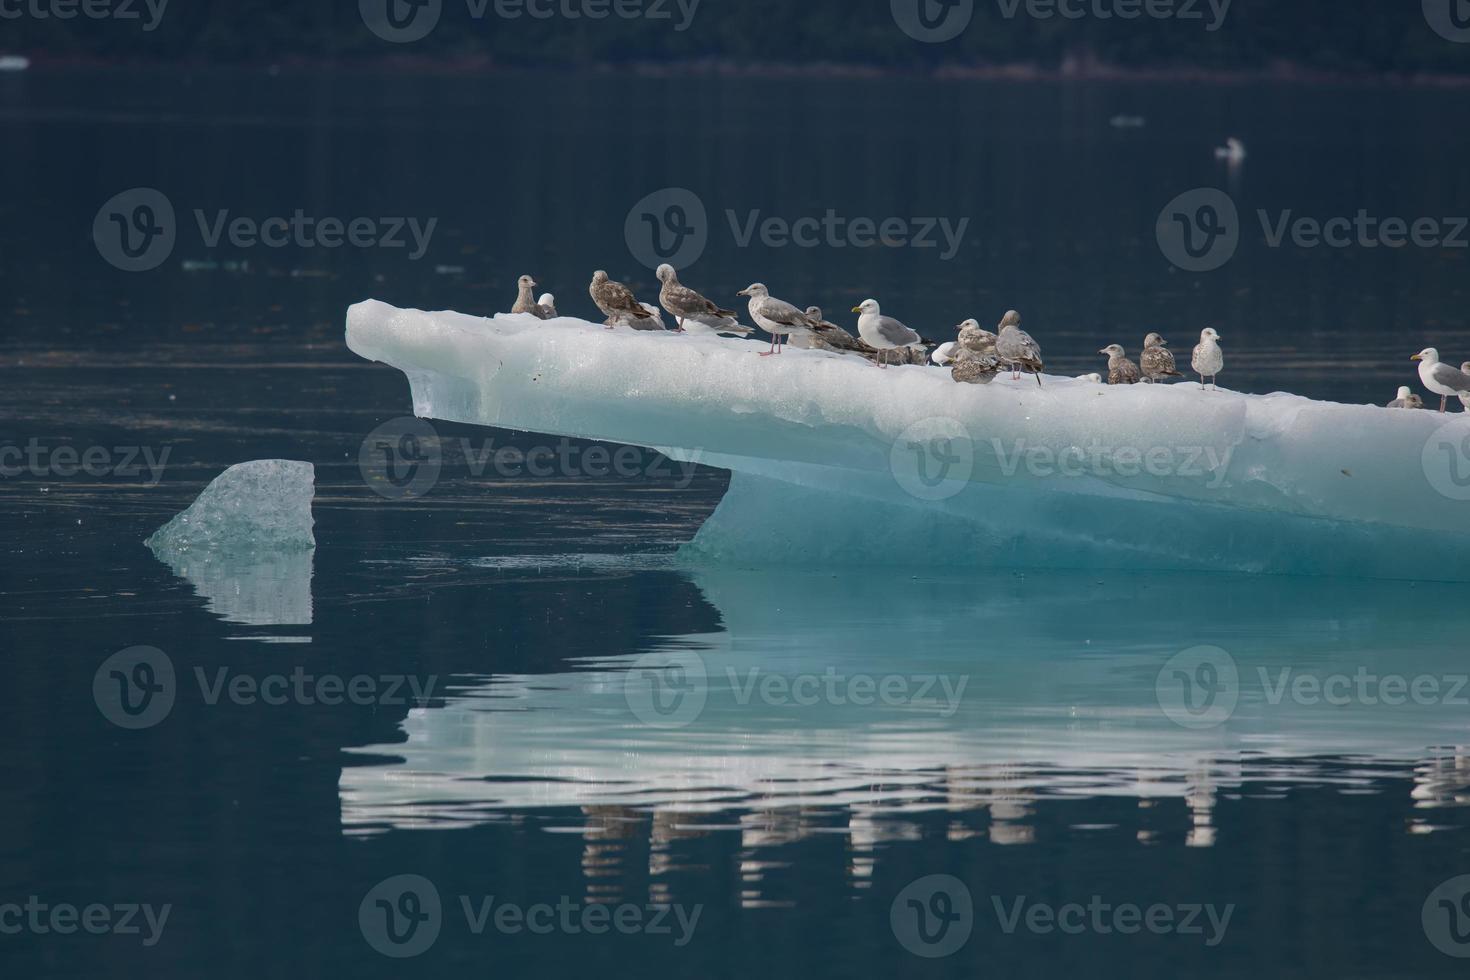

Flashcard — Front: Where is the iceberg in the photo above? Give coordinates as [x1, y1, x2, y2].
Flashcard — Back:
[346, 301, 1470, 580]
[146, 460, 316, 625]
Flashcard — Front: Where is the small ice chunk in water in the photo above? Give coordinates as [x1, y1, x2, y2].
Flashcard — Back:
[146, 460, 316, 554]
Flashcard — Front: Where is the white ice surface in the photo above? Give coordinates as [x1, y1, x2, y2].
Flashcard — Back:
[346, 301, 1470, 579]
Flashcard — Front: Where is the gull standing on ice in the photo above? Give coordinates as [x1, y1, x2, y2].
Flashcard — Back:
[852, 299, 923, 369]
[1411, 348, 1470, 413]
[738, 283, 815, 356]
[1192, 328, 1224, 390]
[513, 275, 548, 319]
[1140, 333, 1183, 382]
[1387, 386, 1424, 410]
[995, 310, 1044, 385]
[655, 264, 742, 334]
[590, 271, 654, 328]
[1099, 344, 1141, 385]
[536, 293, 558, 319]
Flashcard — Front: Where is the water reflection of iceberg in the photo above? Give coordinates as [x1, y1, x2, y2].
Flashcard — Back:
[149, 548, 314, 626]
[339, 566, 1470, 836]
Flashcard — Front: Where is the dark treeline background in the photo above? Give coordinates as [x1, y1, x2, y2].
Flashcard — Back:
[5, 0, 1470, 76]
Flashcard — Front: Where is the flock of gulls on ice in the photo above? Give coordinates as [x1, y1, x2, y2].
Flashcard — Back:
[509, 267, 1470, 413]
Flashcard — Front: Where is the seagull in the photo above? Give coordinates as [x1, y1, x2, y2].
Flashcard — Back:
[995, 310, 1044, 385]
[737, 283, 815, 356]
[948, 320, 1004, 384]
[1462, 363, 1470, 411]
[852, 299, 923, 369]
[590, 271, 654, 328]
[1100, 344, 1142, 385]
[1214, 137, 1246, 164]
[956, 319, 999, 357]
[1387, 386, 1424, 410]
[932, 342, 959, 367]
[655, 264, 741, 333]
[1140, 333, 1183, 382]
[802, 306, 870, 356]
[512, 275, 548, 319]
[605, 302, 667, 331]
[1076, 373, 1103, 384]
[1412, 348, 1470, 413]
[1192, 328, 1224, 390]
[536, 293, 558, 319]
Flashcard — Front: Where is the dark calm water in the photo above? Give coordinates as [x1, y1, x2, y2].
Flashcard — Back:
[4, 68, 1470, 978]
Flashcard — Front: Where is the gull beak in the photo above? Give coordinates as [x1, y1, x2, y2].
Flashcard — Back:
[737, 289, 749, 297]
[1412, 353, 1423, 361]
[1098, 348, 1108, 355]
[851, 306, 863, 313]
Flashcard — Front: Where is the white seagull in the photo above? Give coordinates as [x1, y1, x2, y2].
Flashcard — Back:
[1192, 328, 1224, 390]
[852, 299, 923, 369]
[737, 283, 815, 356]
[1412, 348, 1470, 413]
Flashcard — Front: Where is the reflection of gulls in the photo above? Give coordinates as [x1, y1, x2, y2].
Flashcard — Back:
[536, 293, 558, 319]
[995, 310, 1044, 385]
[1412, 347, 1470, 413]
[1140, 333, 1183, 382]
[852, 299, 922, 369]
[655, 264, 740, 333]
[803, 306, 867, 355]
[590, 270, 654, 328]
[932, 342, 958, 366]
[1100, 344, 1141, 385]
[1192, 328, 1224, 390]
[1214, 137, 1246, 164]
[737, 283, 814, 356]
[1387, 386, 1424, 410]
[512, 274, 548, 319]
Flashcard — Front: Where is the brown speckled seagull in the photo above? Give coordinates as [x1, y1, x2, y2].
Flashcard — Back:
[1100, 344, 1142, 385]
[803, 306, 871, 357]
[512, 275, 548, 319]
[655, 264, 741, 333]
[1140, 332, 1183, 382]
[590, 270, 653, 330]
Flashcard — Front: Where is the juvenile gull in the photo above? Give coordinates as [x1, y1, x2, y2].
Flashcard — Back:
[957, 319, 1000, 357]
[1140, 333, 1183, 382]
[737, 283, 815, 356]
[803, 306, 869, 356]
[1192, 328, 1224, 390]
[605, 302, 668, 332]
[512, 275, 548, 319]
[852, 299, 923, 369]
[1387, 386, 1424, 410]
[1412, 348, 1470, 413]
[948, 321, 1003, 384]
[536, 293, 558, 319]
[995, 310, 1044, 385]
[655, 264, 741, 333]
[589, 271, 654, 328]
[1099, 344, 1141, 385]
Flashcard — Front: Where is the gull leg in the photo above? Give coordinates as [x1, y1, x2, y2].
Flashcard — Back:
[759, 336, 777, 357]
[1442, 395, 1449, 413]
